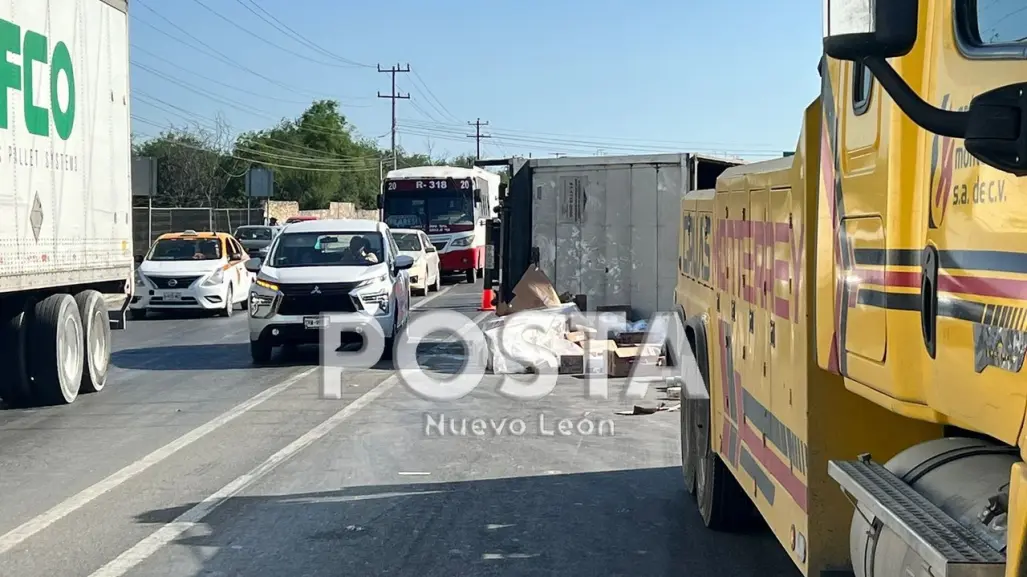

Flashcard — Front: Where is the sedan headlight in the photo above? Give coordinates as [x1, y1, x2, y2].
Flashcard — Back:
[450, 235, 473, 247]
[135, 270, 148, 287]
[202, 268, 225, 287]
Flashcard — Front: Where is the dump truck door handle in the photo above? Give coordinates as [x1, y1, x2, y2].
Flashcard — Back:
[920, 246, 938, 359]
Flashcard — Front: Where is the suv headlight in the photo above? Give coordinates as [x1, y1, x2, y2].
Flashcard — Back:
[202, 268, 225, 286]
[450, 235, 473, 247]
[253, 274, 280, 292]
[360, 290, 390, 314]
[356, 274, 387, 289]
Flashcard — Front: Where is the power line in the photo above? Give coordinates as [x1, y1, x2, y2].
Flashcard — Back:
[131, 44, 313, 105]
[466, 118, 490, 160]
[136, 92, 388, 160]
[377, 64, 410, 170]
[133, 115, 388, 172]
[235, 0, 373, 68]
[130, 5, 330, 100]
[397, 119, 784, 156]
[409, 69, 459, 123]
[185, 0, 363, 68]
[398, 117, 784, 150]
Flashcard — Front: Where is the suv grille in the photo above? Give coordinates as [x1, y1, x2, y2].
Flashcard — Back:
[276, 282, 361, 316]
[149, 276, 201, 289]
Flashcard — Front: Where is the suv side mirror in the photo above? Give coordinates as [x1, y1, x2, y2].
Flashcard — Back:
[244, 257, 262, 273]
[823, 0, 918, 60]
[394, 255, 415, 271]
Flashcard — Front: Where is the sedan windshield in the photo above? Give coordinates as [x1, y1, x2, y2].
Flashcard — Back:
[147, 238, 222, 261]
[234, 226, 275, 240]
[269, 232, 385, 268]
[392, 233, 422, 252]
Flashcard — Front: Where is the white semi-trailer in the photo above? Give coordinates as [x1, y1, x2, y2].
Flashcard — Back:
[0, 0, 133, 406]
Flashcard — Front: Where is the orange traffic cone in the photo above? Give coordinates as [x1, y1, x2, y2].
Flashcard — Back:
[479, 287, 496, 311]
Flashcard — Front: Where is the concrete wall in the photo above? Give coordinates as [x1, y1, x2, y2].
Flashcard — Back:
[266, 200, 379, 223]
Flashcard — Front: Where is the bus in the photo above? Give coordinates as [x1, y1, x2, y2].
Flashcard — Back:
[380, 166, 500, 283]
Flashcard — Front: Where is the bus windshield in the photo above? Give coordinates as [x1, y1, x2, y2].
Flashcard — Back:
[383, 190, 474, 233]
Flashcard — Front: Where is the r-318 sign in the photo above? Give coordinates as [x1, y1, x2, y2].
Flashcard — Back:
[386, 179, 472, 191]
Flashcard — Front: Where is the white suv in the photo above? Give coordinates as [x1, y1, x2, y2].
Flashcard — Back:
[244, 219, 414, 364]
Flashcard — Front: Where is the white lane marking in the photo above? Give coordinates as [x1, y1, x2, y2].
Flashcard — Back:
[88, 373, 400, 577]
[410, 284, 452, 310]
[0, 366, 317, 556]
[396, 471, 431, 476]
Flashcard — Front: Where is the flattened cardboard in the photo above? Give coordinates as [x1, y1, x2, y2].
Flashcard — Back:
[507, 267, 561, 313]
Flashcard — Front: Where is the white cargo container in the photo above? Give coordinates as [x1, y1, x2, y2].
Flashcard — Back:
[526, 153, 742, 318]
[0, 0, 132, 406]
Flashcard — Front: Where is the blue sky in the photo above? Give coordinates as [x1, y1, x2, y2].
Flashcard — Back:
[129, 0, 823, 162]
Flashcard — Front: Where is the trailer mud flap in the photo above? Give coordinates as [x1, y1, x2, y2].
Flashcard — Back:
[107, 294, 130, 330]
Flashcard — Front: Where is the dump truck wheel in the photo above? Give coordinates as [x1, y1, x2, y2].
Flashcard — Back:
[0, 297, 35, 407]
[694, 327, 754, 530]
[75, 290, 110, 394]
[679, 317, 699, 496]
[29, 294, 85, 405]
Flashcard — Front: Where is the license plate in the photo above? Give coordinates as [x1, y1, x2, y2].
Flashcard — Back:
[163, 291, 182, 301]
[304, 316, 327, 329]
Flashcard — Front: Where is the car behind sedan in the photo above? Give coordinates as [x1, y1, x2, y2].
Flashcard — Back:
[391, 228, 441, 296]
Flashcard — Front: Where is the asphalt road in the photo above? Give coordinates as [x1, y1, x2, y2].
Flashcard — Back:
[0, 279, 799, 577]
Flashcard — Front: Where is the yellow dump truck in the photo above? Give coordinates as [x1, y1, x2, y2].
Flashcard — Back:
[676, 2, 1027, 576]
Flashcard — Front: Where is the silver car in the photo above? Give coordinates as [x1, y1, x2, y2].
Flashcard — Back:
[245, 219, 414, 364]
[233, 225, 282, 258]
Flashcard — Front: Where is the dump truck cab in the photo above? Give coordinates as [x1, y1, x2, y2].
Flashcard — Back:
[677, 2, 1027, 577]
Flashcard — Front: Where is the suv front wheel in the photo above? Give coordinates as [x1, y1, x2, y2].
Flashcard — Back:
[250, 338, 272, 364]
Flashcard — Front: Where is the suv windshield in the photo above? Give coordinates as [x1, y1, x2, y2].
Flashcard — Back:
[147, 238, 222, 261]
[269, 232, 385, 268]
[392, 232, 422, 252]
[234, 226, 275, 240]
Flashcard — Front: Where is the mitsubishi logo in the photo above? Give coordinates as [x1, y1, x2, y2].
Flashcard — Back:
[167, 279, 178, 287]
[310, 286, 321, 295]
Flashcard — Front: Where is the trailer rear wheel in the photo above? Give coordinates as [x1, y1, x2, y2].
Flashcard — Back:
[75, 290, 110, 393]
[29, 294, 84, 405]
[0, 298, 35, 407]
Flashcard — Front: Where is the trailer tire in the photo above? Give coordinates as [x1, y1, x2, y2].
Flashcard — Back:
[0, 297, 35, 407]
[75, 290, 110, 394]
[29, 294, 84, 405]
[695, 322, 754, 531]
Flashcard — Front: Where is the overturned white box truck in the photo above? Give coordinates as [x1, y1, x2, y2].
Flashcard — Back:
[494, 153, 743, 318]
[0, 0, 133, 406]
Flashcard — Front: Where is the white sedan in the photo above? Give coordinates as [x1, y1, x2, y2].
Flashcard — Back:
[391, 228, 441, 296]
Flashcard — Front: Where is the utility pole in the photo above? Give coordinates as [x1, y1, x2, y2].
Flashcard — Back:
[377, 63, 410, 169]
[466, 118, 491, 160]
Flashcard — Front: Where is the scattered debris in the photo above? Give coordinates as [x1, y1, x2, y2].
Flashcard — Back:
[614, 402, 681, 415]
